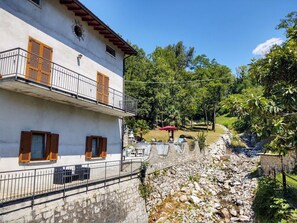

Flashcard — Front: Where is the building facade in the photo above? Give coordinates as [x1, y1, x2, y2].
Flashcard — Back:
[0, 0, 137, 171]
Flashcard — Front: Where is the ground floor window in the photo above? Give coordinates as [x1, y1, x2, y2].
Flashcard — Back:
[86, 136, 107, 159]
[19, 131, 59, 163]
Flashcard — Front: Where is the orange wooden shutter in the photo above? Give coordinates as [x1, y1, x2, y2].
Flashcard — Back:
[100, 137, 107, 158]
[19, 131, 32, 163]
[85, 136, 93, 159]
[49, 133, 59, 161]
[40, 45, 52, 85]
[97, 73, 103, 103]
[26, 38, 41, 82]
[103, 76, 109, 104]
[26, 37, 52, 86]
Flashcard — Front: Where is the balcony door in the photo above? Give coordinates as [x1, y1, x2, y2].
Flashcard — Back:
[26, 37, 53, 85]
[97, 72, 109, 104]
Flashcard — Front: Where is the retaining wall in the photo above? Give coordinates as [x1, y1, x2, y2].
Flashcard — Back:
[0, 178, 148, 223]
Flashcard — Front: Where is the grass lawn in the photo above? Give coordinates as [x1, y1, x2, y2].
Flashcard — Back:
[216, 114, 237, 129]
[276, 174, 297, 189]
[143, 124, 226, 145]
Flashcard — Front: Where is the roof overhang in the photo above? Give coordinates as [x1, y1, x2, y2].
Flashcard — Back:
[60, 0, 137, 56]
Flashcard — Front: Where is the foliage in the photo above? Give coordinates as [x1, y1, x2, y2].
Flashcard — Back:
[222, 12, 297, 155]
[253, 177, 297, 223]
[230, 134, 246, 148]
[197, 131, 207, 150]
[139, 182, 153, 200]
[125, 41, 234, 130]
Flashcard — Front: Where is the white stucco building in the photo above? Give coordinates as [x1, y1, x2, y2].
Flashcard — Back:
[0, 0, 137, 171]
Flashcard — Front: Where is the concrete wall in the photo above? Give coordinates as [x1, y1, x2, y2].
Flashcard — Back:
[260, 150, 297, 175]
[0, 178, 148, 223]
[0, 89, 122, 171]
[0, 0, 124, 91]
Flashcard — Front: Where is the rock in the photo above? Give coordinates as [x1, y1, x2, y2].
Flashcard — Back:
[188, 183, 194, 188]
[189, 195, 202, 204]
[232, 181, 241, 186]
[179, 195, 188, 203]
[230, 208, 237, 216]
[230, 217, 240, 222]
[220, 208, 230, 220]
[194, 182, 201, 191]
[236, 200, 243, 206]
[239, 215, 249, 222]
[180, 187, 190, 194]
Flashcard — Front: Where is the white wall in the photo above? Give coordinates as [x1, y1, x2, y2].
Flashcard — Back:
[0, 0, 125, 92]
[0, 89, 122, 171]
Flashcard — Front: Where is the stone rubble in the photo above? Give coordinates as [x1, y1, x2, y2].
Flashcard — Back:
[147, 132, 261, 223]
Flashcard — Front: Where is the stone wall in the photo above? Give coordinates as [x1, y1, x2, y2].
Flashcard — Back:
[146, 141, 204, 174]
[0, 178, 148, 223]
[260, 149, 297, 175]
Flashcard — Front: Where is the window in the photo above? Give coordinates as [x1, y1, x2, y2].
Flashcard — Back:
[28, 0, 41, 6]
[19, 131, 59, 163]
[26, 37, 53, 86]
[85, 136, 107, 159]
[97, 72, 109, 104]
[106, 45, 116, 57]
[31, 134, 46, 160]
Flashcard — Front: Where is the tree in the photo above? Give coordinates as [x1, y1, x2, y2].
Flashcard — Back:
[223, 11, 297, 157]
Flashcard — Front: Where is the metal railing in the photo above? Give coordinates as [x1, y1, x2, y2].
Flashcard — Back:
[0, 48, 137, 114]
[0, 159, 142, 208]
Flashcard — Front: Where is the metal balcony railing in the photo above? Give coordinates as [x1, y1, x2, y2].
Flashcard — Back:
[0, 48, 137, 115]
[0, 159, 142, 209]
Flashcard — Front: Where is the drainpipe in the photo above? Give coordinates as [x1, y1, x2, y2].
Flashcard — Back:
[121, 54, 133, 171]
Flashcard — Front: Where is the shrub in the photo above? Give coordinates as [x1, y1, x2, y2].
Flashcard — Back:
[253, 177, 297, 223]
[197, 131, 206, 150]
[139, 182, 153, 200]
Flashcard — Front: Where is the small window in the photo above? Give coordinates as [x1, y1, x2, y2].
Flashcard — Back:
[106, 45, 116, 57]
[31, 134, 46, 160]
[86, 136, 107, 159]
[28, 0, 41, 6]
[19, 131, 59, 163]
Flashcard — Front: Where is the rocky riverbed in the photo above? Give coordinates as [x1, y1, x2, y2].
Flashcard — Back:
[147, 133, 261, 223]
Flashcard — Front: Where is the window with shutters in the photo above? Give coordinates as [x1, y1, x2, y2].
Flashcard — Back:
[26, 37, 53, 86]
[19, 131, 59, 162]
[96, 72, 109, 104]
[85, 136, 107, 159]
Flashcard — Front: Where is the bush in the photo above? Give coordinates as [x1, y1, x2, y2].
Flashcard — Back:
[197, 131, 206, 150]
[253, 177, 297, 223]
[139, 182, 153, 200]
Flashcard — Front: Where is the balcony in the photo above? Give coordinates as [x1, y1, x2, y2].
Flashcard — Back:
[0, 48, 137, 116]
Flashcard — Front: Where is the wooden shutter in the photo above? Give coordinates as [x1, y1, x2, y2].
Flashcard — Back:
[26, 38, 41, 82]
[85, 136, 93, 159]
[19, 131, 32, 163]
[49, 134, 59, 161]
[40, 45, 52, 85]
[97, 73, 103, 103]
[26, 37, 52, 86]
[103, 76, 109, 104]
[100, 137, 107, 158]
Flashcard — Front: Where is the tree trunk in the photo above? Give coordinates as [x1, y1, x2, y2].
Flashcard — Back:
[281, 155, 287, 193]
[212, 104, 216, 132]
[204, 108, 208, 132]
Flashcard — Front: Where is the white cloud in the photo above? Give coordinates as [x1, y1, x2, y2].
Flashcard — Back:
[252, 38, 283, 56]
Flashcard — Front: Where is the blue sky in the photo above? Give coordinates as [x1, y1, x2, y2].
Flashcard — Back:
[80, 0, 296, 74]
